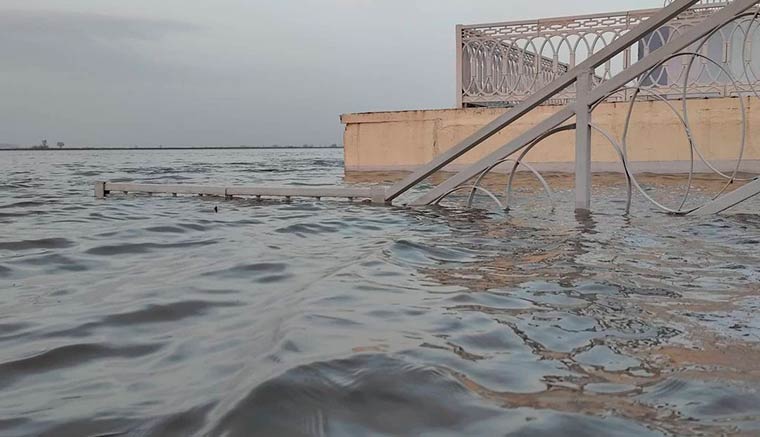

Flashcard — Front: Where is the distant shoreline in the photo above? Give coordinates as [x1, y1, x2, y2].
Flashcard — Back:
[0, 146, 343, 152]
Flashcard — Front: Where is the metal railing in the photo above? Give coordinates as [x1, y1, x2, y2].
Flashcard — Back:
[457, 0, 759, 107]
[386, 0, 760, 217]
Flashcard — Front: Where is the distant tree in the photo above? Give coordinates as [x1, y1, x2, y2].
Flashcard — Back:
[330, 143, 338, 148]
[41, 139, 48, 149]
[57, 142, 64, 149]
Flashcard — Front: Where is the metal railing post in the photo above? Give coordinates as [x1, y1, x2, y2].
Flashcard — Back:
[575, 69, 594, 211]
[95, 181, 106, 199]
[456, 25, 464, 109]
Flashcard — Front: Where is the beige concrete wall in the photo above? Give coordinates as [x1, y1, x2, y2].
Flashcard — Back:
[341, 96, 760, 173]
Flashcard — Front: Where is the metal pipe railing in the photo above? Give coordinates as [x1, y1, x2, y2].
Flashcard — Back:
[393, 0, 759, 207]
[388, 0, 704, 203]
[456, 0, 755, 108]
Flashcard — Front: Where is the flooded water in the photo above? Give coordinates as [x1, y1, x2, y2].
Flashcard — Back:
[1, 149, 759, 436]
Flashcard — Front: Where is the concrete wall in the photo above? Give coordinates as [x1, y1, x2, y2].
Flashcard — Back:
[341, 96, 760, 173]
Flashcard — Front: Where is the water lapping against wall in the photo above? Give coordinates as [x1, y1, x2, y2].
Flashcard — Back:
[0, 149, 759, 436]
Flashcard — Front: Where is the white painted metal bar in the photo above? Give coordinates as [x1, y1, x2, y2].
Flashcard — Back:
[689, 178, 760, 215]
[384, 0, 702, 203]
[96, 182, 382, 203]
[575, 69, 594, 211]
[410, 0, 759, 207]
[226, 186, 374, 199]
[106, 183, 227, 196]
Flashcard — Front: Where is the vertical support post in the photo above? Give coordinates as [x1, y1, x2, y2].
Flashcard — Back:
[95, 181, 106, 199]
[575, 69, 593, 212]
[371, 186, 388, 205]
[456, 25, 464, 109]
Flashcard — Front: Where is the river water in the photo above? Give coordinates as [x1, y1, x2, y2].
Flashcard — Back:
[1, 149, 759, 436]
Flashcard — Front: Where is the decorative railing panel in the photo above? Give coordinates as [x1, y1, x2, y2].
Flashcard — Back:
[457, 0, 760, 107]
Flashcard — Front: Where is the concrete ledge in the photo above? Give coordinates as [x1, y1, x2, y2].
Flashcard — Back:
[340, 107, 504, 124]
[341, 97, 760, 175]
[344, 160, 760, 174]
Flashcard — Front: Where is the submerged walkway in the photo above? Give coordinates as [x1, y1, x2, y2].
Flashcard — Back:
[95, 182, 388, 204]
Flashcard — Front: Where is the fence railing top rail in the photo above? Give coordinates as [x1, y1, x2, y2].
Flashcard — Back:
[459, 10, 658, 31]
[458, 1, 731, 34]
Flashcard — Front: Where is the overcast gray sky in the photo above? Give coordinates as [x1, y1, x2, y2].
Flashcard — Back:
[0, 0, 662, 147]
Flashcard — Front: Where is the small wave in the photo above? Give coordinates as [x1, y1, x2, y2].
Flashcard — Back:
[275, 223, 341, 235]
[127, 404, 214, 437]
[144, 226, 188, 234]
[9, 417, 133, 437]
[41, 300, 237, 340]
[210, 354, 500, 436]
[0, 343, 162, 389]
[0, 201, 48, 209]
[205, 262, 287, 276]
[0, 322, 32, 341]
[178, 223, 208, 232]
[86, 240, 216, 256]
[11, 253, 91, 273]
[102, 300, 237, 326]
[73, 170, 103, 177]
[237, 168, 286, 173]
[0, 211, 47, 219]
[203, 263, 292, 284]
[0, 238, 74, 251]
[386, 240, 480, 265]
